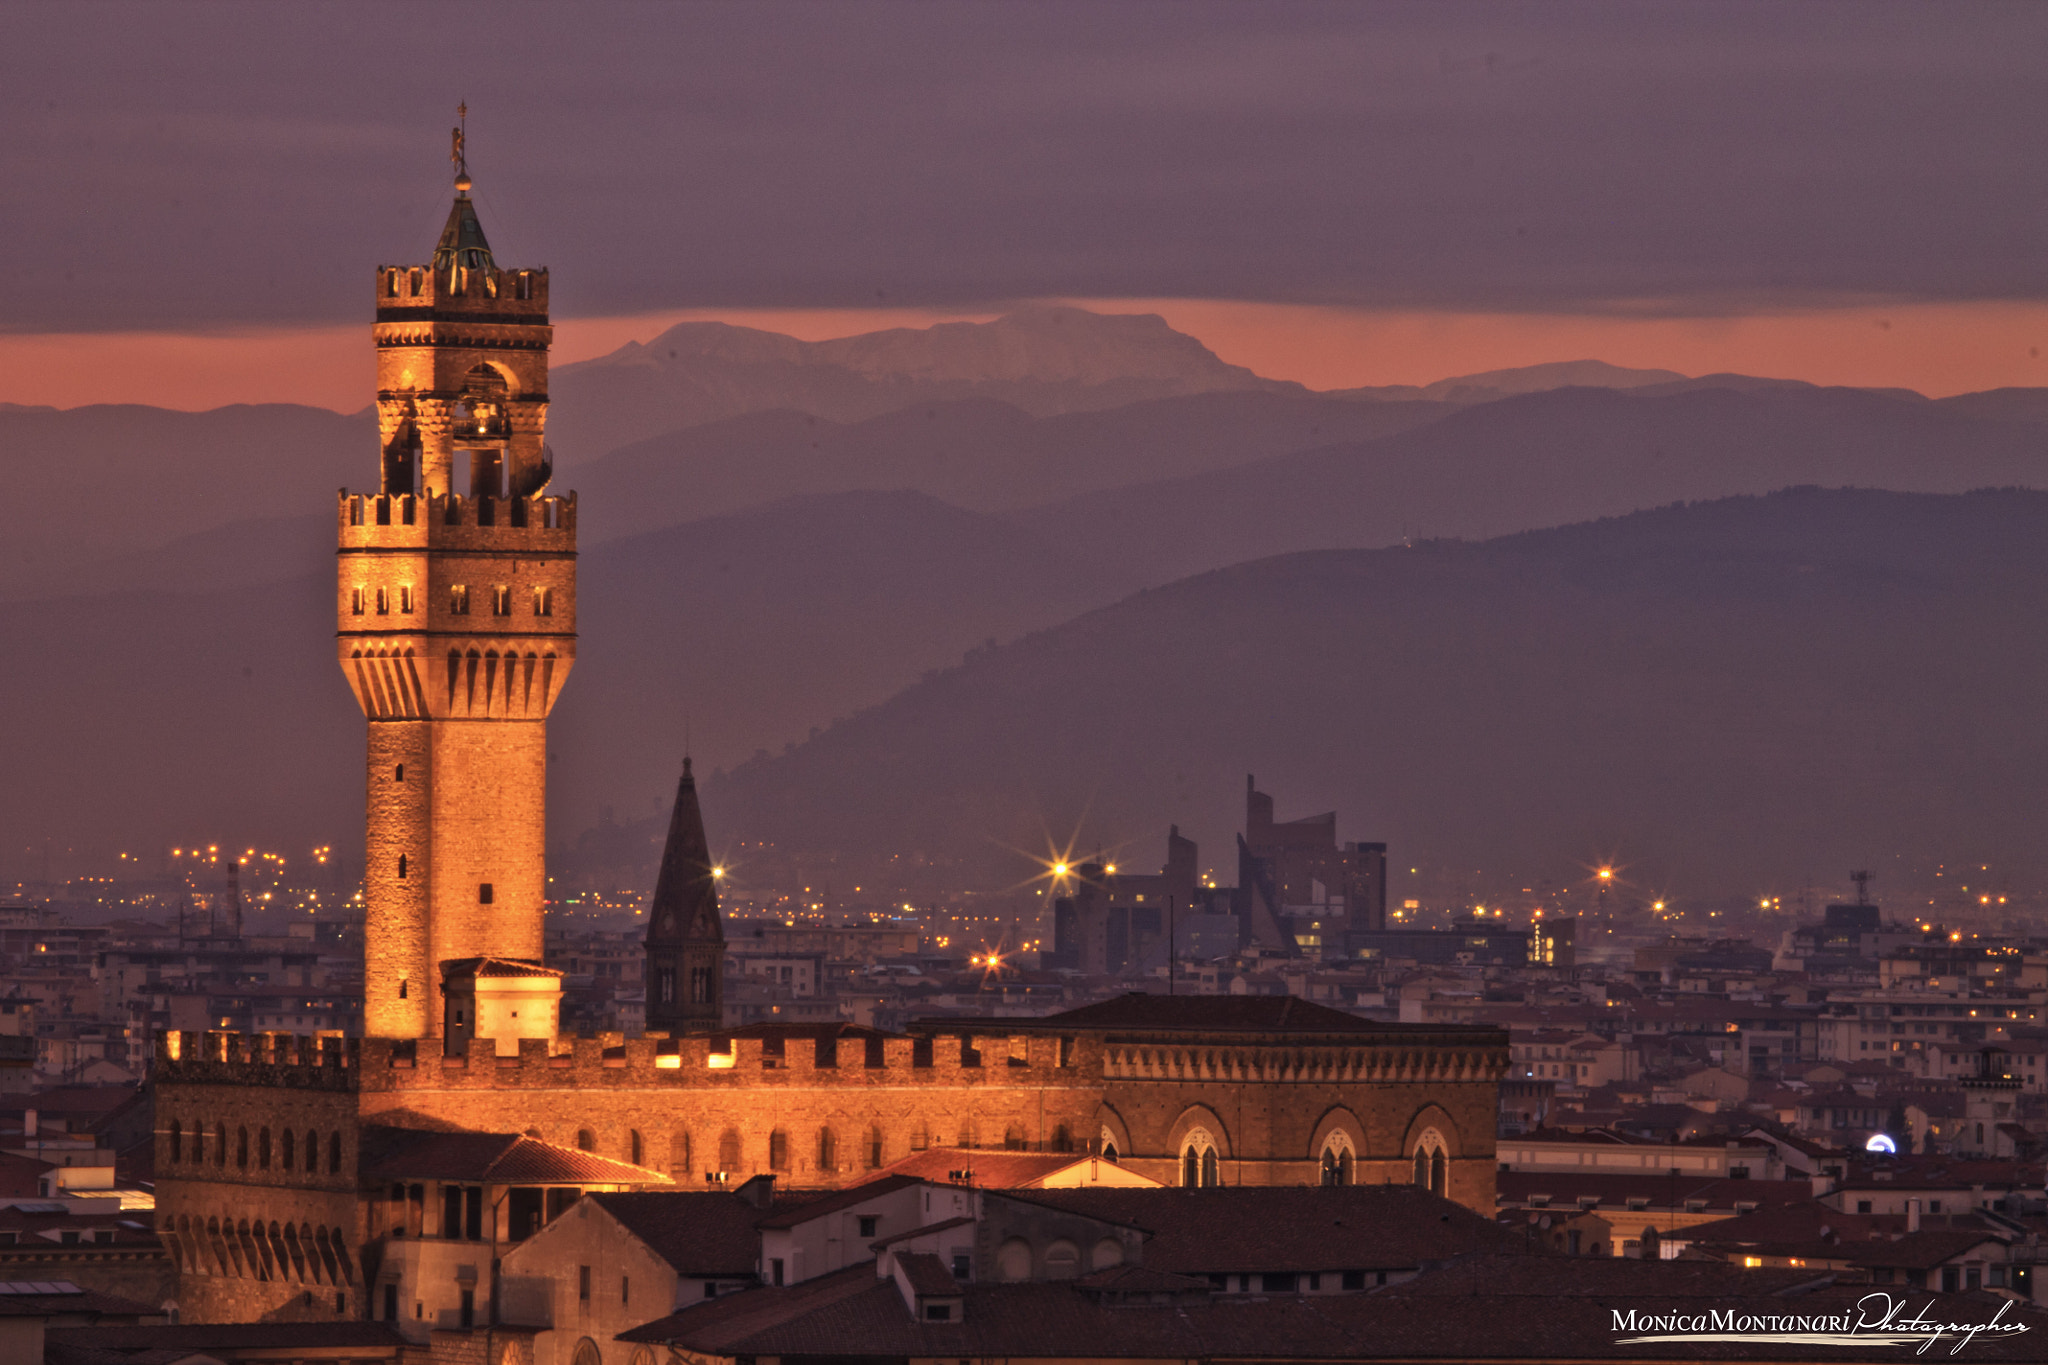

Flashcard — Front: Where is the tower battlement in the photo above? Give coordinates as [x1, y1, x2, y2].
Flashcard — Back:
[375, 262, 549, 322]
[337, 491, 577, 548]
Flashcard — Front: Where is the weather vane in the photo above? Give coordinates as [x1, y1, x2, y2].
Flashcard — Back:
[452, 101, 470, 193]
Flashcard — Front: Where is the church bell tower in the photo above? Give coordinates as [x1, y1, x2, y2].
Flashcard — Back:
[645, 759, 726, 1034]
[339, 114, 575, 1039]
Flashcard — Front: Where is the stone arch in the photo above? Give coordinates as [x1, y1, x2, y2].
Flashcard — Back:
[1094, 1104, 1133, 1161]
[1049, 1123, 1074, 1154]
[1165, 1104, 1232, 1160]
[1308, 1104, 1367, 1160]
[1399, 1104, 1461, 1159]
[570, 1339, 602, 1365]
[1044, 1238, 1081, 1278]
[1090, 1237, 1124, 1269]
[1002, 1124, 1026, 1151]
[996, 1237, 1032, 1281]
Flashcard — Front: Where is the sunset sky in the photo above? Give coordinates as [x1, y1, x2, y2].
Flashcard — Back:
[4, 2, 2046, 409]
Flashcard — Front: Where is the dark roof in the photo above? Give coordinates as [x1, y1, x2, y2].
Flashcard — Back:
[439, 957, 563, 980]
[359, 1126, 672, 1186]
[1498, 1172, 1812, 1210]
[755, 1175, 926, 1230]
[646, 759, 723, 948]
[46, 1321, 407, 1362]
[1381, 1252, 1833, 1299]
[1034, 993, 1387, 1034]
[623, 1267, 2048, 1360]
[432, 195, 494, 273]
[586, 1191, 764, 1276]
[0, 1282, 159, 1318]
[895, 1252, 960, 1297]
[1001, 1185, 1526, 1273]
[872, 1216, 976, 1248]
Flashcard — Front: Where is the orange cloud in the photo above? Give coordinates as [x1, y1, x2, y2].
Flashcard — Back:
[3, 299, 2045, 413]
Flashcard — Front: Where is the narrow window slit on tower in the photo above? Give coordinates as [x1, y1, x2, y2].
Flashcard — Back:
[395, 765, 404, 783]
[533, 586, 552, 617]
[351, 588, 366, 616]
[450, 586, 470, 616]
[376, 587, 390, 615]
[493, 585, 512, 617]
[479, 883, 493, 905]
[400, 586, 414, 614]
[397, 854, 407, 879]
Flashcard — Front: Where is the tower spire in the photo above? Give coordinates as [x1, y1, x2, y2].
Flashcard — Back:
[645, 756, 726, 1033]
[452, 101, 471, 195]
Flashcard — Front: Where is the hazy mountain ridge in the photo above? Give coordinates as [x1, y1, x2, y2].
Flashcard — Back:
[568, 390, 1453, 540]
[546, 307, 1301, 456]
[1007, 382, 2048, 588]
[705, 487, 2048, 895]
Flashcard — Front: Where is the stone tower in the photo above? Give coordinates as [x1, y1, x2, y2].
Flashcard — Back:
[644, 758, 726, 1033]
[338, 139, 575, 1040]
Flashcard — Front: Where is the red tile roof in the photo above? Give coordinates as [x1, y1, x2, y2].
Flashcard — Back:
[855, 1146, 1094, 1189]
[895, 1251, 960, 1297]
[1000, 1185, 1526, 1273]
[586, 1191, 765, 1276]
[360, 1125, 673, 1186]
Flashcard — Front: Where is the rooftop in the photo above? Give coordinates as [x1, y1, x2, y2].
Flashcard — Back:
[359, 1125, 672, 1186]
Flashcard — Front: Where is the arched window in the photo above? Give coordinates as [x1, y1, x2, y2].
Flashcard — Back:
[866, 1126, 884, 1169]
[1091, 1237, 1124, 1270]
[1003, 1125, 1026, 1151]
[328, 1132, 342, 1175]
[280, 1128, 295, 1171]
[168, 1120, 182, 1163]
[1180, 1127, 1220, 1188]
[996, 1237, 1032, 1281]
[1044, 1239, 1080, 1278]
[397, 854, 407, 879]
[570, 1339, 602, 1365]
[1050, 1124, 1073, 1154]
[1413, 1129, 1448, 1196]
[718, 1129, 741, 1171]
[576, 1129, 597, 1153]
[957, 1118, 978, 1150]
[629, 1130, 645, 1167]
[816, 1127, 836, 1173]
[214, 1122, 228, 1168]
[1320, 1131, 1355, 1187]
[236, 1127, 249, 1170]
[769, 1129, 790, 1172]
[305, 1130, 318, 1173]
[670, 1130, 691, 1176]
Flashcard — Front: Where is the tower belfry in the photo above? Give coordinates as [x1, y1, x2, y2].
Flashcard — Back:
[339, 124, 575, 1039]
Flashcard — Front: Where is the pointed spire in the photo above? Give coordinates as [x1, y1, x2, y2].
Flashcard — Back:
[647, 757, 722, 945]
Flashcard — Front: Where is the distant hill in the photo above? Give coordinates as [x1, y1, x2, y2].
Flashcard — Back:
[0, 490, 1122, 876]
[1330, 358, 1687, 404]
[706, 488, 2048, 896]
[0, 403, 370, 599]
[1008, 384, 2048, 587]
[547, 307, 1301, 458]
[569, 390, 1451, 539]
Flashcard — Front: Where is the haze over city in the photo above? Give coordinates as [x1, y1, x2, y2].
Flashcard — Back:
[9, 8, 2048, 1359]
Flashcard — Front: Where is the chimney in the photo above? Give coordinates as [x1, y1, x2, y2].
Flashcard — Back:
[1906, 1197, 1921, 1232]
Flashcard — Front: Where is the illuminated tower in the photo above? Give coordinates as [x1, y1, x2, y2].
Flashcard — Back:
[338, 117, 575, 1039]
[644, 759, 726, 1034]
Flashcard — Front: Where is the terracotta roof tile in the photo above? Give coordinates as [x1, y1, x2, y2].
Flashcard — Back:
[360, 1125, 672, 1185]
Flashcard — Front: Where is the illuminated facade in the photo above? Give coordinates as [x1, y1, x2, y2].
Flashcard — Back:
[150, 155, 1510, 1332]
